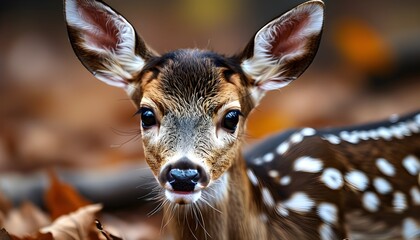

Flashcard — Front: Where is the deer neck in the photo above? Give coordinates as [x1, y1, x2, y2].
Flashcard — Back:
[166, 152, 266, 240]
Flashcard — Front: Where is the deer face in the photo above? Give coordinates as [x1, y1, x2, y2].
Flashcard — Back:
[135, 50, 254, 203]
[64, 0, 324, 204]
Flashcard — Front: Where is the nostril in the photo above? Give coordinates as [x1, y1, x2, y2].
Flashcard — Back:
[170, 169, 199, 181]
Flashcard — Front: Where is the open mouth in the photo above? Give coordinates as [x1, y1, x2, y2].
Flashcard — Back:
[165, 189, 202, 204]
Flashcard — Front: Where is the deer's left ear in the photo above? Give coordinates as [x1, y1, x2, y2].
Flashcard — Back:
[240, 0, 324, 103]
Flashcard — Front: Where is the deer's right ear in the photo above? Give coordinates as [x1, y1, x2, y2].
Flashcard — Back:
[64, 0, 156, 90]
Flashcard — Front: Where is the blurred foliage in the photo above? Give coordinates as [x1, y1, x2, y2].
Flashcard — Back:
[0, 1, 419, 236]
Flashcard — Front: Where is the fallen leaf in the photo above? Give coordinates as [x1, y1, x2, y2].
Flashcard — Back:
[40, 204, 102, 240]
[0, 228, 53, 240]
[0, 228, 13, 240]
[44, 170, 91, 220]
[1, 201, 50, 237]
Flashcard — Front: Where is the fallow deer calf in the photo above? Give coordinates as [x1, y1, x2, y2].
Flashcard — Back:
[64, 0, 420, 239]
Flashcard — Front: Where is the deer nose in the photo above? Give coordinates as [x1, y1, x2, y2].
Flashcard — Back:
[168, 169, 200, 192]
[159, 158, 208, 192]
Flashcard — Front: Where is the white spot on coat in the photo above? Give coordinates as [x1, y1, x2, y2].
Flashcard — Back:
[340, 131, 360, 144]
[319, 223, 335, 240]
[247, 169, 259, 186]
[377, 127, 393, 140]
[279, 175, 291, 186]
[301, 128, 316, 136]
[276, 141, 290, 155]
[263, 152, 275, 162]
[362, 192, 380, 212]
[294, 156, 323, 173]
[254, 158, 263, 165]
[393, 191, 407, 213]
[268, 170, 279, 178]
[376, 158, 396, 176]
[390, 125, 404, 139]
[323, 134, 341, 145]
[276, 203, 289, 217]
[283, 192, 315, 213]
[345, 170, 369, 191]
[406, 121, 419, 133]
[261, 187, 275, 207]
[290, 132, 304, 144]
[410, 187, 420, 205]
[402, 218, 420, 240]
[373, 177, 393, 194]
[402, 155, 420, 176]
[321, 168, 344, 190]
[317, 202, 338, 224]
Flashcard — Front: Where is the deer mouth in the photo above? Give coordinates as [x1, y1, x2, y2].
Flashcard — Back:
[165, 189, 202, 204]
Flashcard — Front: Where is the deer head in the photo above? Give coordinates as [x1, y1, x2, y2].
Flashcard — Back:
[64, 0, 324, 205]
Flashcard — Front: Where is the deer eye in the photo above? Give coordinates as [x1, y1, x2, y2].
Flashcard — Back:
[222, 110, 241, 133]
[138, 107, 157, 128]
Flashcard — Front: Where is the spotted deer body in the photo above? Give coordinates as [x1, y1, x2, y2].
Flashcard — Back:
[245, 112, 420, 239]
[64, 0, 420, 239]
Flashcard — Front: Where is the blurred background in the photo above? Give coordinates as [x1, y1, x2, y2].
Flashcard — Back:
[0, 0, 419, 238]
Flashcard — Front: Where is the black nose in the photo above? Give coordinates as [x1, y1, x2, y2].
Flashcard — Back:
[159, 158, 209, 192]
[168, 169, 200, 192]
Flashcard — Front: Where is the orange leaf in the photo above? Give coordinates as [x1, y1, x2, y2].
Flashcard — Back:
[44, 170, 91, 220]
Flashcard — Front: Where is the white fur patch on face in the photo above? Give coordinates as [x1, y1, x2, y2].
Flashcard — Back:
[261, 187, 275, 208]
[402, 218, 420, 240]
[165, 189, 202, 204]
[373, 177, 393, 194]
[410, 187, 420, 205]
[345, 170, 369, 191]
[393, 191, 407, 213]
[283, 192, 315, 213]
[402, 155, 420, 176]
[376, 158, 396, 176]
[320, 168, 344, 190]
[317, 202, 338, 225]
[294, 156, 323, 173]
[362, 191, 380, 212]
[319, 223, 335, 240]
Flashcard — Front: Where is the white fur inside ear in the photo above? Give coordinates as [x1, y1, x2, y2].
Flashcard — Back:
[241, 1, 323, 92]
[66, 0, 145, 89]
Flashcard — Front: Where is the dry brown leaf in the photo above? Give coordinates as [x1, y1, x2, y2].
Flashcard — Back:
[0, 228, 53, 240]
[40, 204, 102, 240]
[1, 201, 50, 237]
[45, 170, 91, 220]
